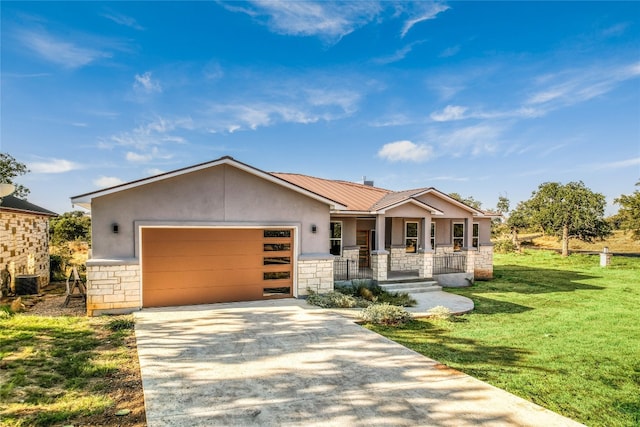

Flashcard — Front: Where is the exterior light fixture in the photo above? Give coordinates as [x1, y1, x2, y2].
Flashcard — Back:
[112, 223, 119, 234]
[311, 224, 317, 234]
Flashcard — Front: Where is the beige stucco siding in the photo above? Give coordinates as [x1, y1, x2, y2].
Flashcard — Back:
[91, 164, 329, 259]
[418, 194, 474, 218]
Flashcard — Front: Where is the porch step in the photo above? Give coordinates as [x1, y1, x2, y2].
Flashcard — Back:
[379, 281, 441, 294]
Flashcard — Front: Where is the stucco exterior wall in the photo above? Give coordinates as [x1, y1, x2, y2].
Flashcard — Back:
[0, 210, 51, 289]
[91, 164, 330, 259]
[418, 194, 474, 218]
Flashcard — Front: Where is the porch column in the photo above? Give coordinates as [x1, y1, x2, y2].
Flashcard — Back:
[371, 214, 388, 281]
[423, 216, 432, 251]
[464, 217, 473, 249]
[418, 216, 433, 278]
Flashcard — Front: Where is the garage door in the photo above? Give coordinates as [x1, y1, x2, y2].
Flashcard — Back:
[141, 228, 293, 307]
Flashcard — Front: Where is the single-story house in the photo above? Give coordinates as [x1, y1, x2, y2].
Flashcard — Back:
[71, 156, 497, 316]
[0, 195, 57, 293]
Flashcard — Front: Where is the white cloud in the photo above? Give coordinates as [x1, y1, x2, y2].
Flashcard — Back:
[102, 10, 144, 30]
[146, 168, 165, 176]
[94, 176, 124, 188]
[439, 45, 460, 58]
[206, 85, 360, 132]
[527, 61, 640, 108]
[378, 140, 434, 162]
[592, 157, 640, 170]
[430, 105, 468, 122]
[430, 105, 544, 122]
[219, 0, 380, 42]
[433, 124, 504, 157]
[373, 41, 425, 65]
[400, 3, 450, 38]
[125, 147, 172, 163]
[15, 29, 111, 68]
[125, 152, 152, 163]
[29, 158, 81, 173]
[107, 116, 192, 150]
[134, 71, 162, 94]
[220, 1, 447, 42]
[369, 114, 414, 127]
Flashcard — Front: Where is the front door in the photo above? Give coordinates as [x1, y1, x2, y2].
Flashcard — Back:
[356, 230, 370, 268]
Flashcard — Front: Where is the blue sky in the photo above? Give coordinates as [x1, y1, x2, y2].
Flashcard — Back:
[2, 1, 639, 216]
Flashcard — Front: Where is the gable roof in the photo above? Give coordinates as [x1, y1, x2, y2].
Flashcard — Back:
[271, 173, 389, 212]
[70, 156, 496, 217]
[0, 195, 57, 217]
[71, 156, 346, 211]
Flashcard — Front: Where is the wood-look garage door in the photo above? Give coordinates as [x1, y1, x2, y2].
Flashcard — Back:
[141, 228, 293, 307]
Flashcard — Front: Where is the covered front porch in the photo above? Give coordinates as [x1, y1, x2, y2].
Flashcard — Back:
[330, 191, 494, 282]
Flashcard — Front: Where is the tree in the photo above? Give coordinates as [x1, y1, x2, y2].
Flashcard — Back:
[50, 211, 91, 245]
[614, 182, 640, 240]
[0, 152, 30, 199]
[448, 192, 482, 210]
[520, 181, 611, 256]
[496, 195, 510, 214]
[506, 201, 530, 250]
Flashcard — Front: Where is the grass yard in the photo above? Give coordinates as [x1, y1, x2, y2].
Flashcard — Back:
[0, 313, 145, 426]
[370, 250, 640, 427]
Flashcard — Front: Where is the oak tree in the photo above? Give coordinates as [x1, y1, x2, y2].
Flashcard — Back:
[520, 181, 611, 256]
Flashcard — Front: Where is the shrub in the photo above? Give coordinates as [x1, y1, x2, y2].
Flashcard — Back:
[494, 238, 518, 254]
[376, 291, 417, 307]
[360, 303, 413, 326]
[427, 305, 452, 320]
[333, 281, 417, 307]
[306, 291, 360, 308]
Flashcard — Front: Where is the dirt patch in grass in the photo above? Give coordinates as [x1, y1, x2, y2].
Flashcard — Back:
[0, 282, 146, 426]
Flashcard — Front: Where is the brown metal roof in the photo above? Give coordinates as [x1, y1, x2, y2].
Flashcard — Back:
[272, 173, 391, 212]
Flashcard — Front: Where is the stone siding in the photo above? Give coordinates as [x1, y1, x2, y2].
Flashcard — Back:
[371, 251, 388, 281]
[389, 246, 421, 272]
[417, 252, 434, 278]
[474, 245, 494, 279]
[0, 210, 51, 290]
[86, 262, 141, 316]
[342, 247, 360, 266]
[297, 257, 334, 296]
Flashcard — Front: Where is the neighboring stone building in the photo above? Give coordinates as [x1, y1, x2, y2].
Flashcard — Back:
[0, 195, 57, 293]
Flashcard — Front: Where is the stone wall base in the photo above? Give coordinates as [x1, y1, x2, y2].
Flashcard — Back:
[86, 261, 141, 316]
[297, 256, 334, 296]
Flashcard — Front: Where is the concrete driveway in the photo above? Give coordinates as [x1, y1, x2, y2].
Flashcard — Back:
[134, 299, 583, 427]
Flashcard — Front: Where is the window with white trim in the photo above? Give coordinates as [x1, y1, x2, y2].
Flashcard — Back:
[405, 221, 418, 253]
[330, 221, 342, 256]
[453, 222, 465, 251]
[472, 223, 479, 249]
[430, 222, 436, 250]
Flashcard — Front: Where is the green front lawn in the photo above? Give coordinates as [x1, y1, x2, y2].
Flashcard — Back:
[369, 250, 640, 427]
[0, 313, 142, 426]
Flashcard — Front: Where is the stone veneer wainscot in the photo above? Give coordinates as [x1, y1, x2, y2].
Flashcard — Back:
[86, 259, 141, 316]
[296, 255, 334, 296]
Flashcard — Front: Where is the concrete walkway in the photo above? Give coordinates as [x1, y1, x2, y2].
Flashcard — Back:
[134, 299, 583, 427]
